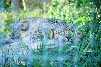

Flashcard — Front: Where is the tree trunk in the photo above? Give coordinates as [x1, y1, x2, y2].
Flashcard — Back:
[11, 0, 23, 11]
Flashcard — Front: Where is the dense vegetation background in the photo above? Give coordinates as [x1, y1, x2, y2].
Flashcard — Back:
[0, 0, 101, 67]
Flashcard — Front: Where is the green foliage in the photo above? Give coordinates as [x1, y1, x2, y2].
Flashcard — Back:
[4, 12, 13, 36]
[47, 0, 94, 25]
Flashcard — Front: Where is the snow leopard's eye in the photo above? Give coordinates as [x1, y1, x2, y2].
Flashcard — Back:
[21, 22, 29, 31]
